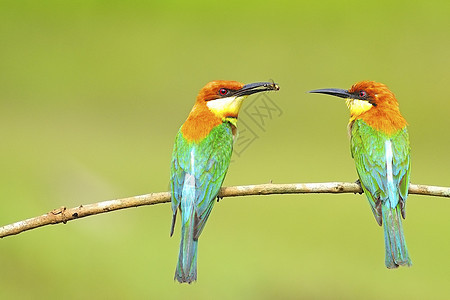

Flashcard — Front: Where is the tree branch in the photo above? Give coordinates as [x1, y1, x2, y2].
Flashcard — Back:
[0, 182, 448, 239]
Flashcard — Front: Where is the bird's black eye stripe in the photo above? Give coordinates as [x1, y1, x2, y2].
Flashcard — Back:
[352, 90, 368, 100]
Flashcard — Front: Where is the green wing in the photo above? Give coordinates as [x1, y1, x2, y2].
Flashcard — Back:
[350, 119, 411, 225]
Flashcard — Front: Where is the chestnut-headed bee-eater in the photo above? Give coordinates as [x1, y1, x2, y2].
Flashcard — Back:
[309, 81, 412, 269]
[170, 80, 279, 283]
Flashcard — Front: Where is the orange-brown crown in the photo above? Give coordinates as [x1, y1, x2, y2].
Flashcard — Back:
[349, 81, 407, 134]
[196, 80, 244, 102]
[348, 81, 399, 110]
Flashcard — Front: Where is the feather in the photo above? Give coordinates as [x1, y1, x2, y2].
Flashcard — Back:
[170, 122, 234, 282]
[351, 119, 411, 268]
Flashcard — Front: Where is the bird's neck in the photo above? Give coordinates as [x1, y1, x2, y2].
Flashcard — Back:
[350, 105, 407, 135]
[181, 102, 223, 142]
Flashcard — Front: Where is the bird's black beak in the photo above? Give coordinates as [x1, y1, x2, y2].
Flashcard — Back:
[308, 88, 351, 99]
[233, 81, 280, 97]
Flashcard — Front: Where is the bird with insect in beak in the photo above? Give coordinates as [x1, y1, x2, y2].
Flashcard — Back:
[170, 80, 280, 283]
[309, 81, 412, 269]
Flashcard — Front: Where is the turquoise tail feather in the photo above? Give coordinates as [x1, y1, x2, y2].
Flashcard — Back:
[381, 205, 412, 268]
[175, 214, 198, 283]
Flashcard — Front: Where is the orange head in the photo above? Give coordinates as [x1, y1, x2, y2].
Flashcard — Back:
[309, 80, 407, 134]
[181, 80, 279, 142]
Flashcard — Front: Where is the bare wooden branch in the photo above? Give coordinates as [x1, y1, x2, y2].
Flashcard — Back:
[0, 182, 448, 239]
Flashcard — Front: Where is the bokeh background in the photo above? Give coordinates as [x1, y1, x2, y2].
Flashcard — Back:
[1, 0, 449, 299]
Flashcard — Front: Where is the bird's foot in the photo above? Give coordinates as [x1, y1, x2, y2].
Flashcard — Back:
[354, 179, 363, 194]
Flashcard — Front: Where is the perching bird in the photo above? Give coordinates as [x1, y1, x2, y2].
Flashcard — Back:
[170, 80, 279, 283]
[309, 81, 412, 268]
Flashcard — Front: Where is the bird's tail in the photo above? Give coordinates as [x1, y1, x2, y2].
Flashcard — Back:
[381, 204, 412, 268]
[175, 216, 198, 283]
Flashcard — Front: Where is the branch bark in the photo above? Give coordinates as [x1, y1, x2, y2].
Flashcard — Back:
[0, 182, 448, 239]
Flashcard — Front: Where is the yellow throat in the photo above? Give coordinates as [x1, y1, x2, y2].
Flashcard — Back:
[346, 98, 373, 121]
[206, 96, 248, 121]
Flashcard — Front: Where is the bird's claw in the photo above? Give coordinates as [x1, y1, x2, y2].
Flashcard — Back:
[354, 179, 363, 194]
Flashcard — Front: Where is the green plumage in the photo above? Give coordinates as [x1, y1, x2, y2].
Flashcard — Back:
[170, 121, 234, 283]
[350, 119, 412, 268]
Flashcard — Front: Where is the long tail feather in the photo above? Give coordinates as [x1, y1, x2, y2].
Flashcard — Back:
[175, 215, 198, 283]
[381, 205, 412, 268]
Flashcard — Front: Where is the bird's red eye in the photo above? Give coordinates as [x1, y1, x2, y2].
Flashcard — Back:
[359, 90, 367, 97]
[218, 88, 228, 96]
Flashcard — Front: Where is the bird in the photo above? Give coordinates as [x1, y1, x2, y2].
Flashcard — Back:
[170, 80, 280, 283]
[309, 81, 412, 269]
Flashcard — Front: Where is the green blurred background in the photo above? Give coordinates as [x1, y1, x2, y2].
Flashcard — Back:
[0, 0, 449, 299]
